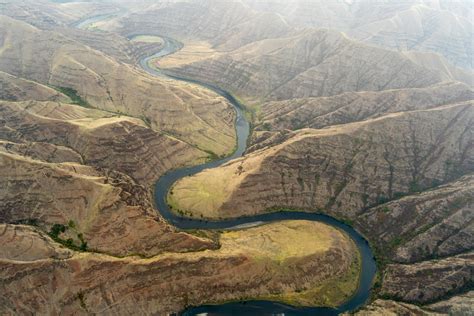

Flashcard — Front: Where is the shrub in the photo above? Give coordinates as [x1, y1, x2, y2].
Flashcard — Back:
[53, 86, 90, 108]
[381, 207, 391, 213]
[50, 224, 67, 238]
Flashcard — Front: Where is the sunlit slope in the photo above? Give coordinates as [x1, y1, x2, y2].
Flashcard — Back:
[0, 71, 69, 102]
[243, 0, 474, 69]
[170, 102, 473, 219]
[0, 100, 208, 186]
[0, 16, 236, 156]
[162, 29, 451, 103]
[254, 82, 473, 131]
[168, 101, 473, 312]
[0, 220, 359, 314]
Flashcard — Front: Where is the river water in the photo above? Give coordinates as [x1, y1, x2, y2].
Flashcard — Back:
[141, 38, 377, 316]
[73, 13, 377, 313]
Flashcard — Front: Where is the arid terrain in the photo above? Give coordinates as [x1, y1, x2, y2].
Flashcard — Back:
[1, 220, 360, 314]
[0, 0, 473, 315]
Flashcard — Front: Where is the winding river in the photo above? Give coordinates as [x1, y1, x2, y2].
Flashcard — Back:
[74, 15, 376, 314]
[142, 38, 377, 316]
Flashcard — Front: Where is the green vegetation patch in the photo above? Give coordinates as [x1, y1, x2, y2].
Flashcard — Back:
[48, 221, 88, 251]
[53, 86, 90, 108]
[381, 206, 391, 213]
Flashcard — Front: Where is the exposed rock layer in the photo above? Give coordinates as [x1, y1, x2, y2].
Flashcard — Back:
[0, 100, 207, 186]
[171, 103, 474, 220]
[380, 253, 473, 304]
[0, 220, 359, 314]
[0, 149, 214, 257]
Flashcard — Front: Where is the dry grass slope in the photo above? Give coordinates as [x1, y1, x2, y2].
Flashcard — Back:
[0, 220, 359, 314]
[0, 16, 236, 156]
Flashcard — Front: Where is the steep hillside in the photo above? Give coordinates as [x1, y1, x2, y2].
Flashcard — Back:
[358, 175, 473, 264]
[350, 4, 473, 69]
[0, 71, 69, 102]
[170, 102, 473, 219]
[380, 253, 473, 304]
[163, 28, 448, 103]
[104, 0, 292, 50]
[0, 220, 359, 314]
[353, 292, 474, 315]
[168, 100, 473, 312]
[255, 82, 473, 131]
[0, 100, 207, 186]
[0, 149, 214, 257]
[0, 0, 121, 29]
[0, 16, 236, 156]
[53, 27, 136, 64]
[427, 291, 474, 315]
[243, 0, 473, 69]
[1, 2, 472, 314]
[53, 27, 165, 65]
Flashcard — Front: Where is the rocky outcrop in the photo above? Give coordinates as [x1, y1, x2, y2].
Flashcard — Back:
[256, 82, 473, 131]
[350, 299, 440, 316]
[170, 103, 473, 220]
[0, 220, 359, 314]
[0, 101, 207, 186]
[350, 283, 474, 315]
[427, 291, 474, 315]
[357, 175, 474, 263]
[0, 150, 214, 257]
[0, 71, 68, 102]
[0, 140, 83, 164]
[380, 253, 473, 304]
[0, 224, 72, 261]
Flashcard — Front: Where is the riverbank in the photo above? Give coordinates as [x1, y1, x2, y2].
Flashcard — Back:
[73, 21, 376, 314]
[134, 34, 377, 314]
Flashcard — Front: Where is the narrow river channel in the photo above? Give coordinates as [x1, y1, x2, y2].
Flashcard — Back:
[74, 15, 377, 314]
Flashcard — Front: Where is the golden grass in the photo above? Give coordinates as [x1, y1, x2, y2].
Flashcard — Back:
[0, 17, 237, 158]
[159, 40, 221, 68]
[261, 250, 361, 307]
[219, 220, 335, 261]
[168, 153, 267, 218]
[218, 221, 361, 307]
[130, 35, 164, 44]
[70, 116, 145, 129]
[166, 220, 360, 307]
